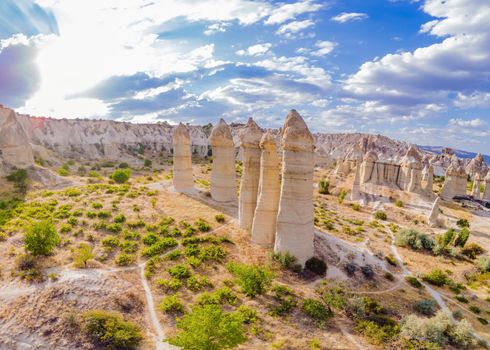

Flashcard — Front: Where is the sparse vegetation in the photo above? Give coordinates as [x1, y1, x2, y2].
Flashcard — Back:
[24, 220, 59, 256]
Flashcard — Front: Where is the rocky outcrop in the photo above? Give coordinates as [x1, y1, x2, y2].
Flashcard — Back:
[483, 171, 490, 201]
[465, 153, 488, 179]
[428, 197, 440, 227]
[172, 123, 194, 192]
[440, 165, 468, 200]
[251, 131, 280, 247]
[238, 118, 263, 231]
[350, 163, 361, 201]
[425, 165, 434, 194]
[399, 145, 423, 192]
[360, 151, 378, 184]
[0, 106, 35, 175]
[209, 119, 237, 202]
[335, 142, 363, 177]
[471, 173, 482, 199]
[275, 110, 314, 266]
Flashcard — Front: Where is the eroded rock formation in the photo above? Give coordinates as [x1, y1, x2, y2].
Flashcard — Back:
[466, 153, 489, 179]
[483, 171, 490, 201]
[172, 123, 194, 192]
[275, 110, 314, 266]
[350, 163, 361, 201]
[209, 119, 237, 202]
[251, 131, 280, 247]
[428, 197, 441, 227]
[440, 165, 468, 200]
[471, 173, 482, 199]
[425, 165, 434, 194]
[399, 145, 423, 192]
[238, 118, 263, 231]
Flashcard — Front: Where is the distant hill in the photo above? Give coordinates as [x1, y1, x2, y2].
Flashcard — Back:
[419, 145, 490, 163]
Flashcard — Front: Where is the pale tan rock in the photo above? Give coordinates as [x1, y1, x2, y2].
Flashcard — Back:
[399, 145, 423, 192]
[360, 151, 378, 184]
[172, 123, 194, 192]
[471, 173, 482, 199]
[465, 153, 488, 179]
[440, 165, 468, 200]
[238, 118, 263, 231]
[428, 197, 441, 227]
[275, 110, 314, 266]
[425, 165, 434, 194]
[350, 163, 361, 201]
[483, 171, 490, 201]
[209, 119, 237, 202]
[251, 131, 280, 247]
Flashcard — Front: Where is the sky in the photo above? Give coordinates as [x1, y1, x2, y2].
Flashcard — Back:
[0, 0, 489, 154]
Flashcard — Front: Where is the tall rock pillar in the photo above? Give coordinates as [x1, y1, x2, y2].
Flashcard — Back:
[209, 119, 237, 202]
[172, 123, 194, 192]
[471, 174, 482, 199]
[427, 197, 441, 227]
[425, 165, 434, 195]
[274, 110, 314, 266]
[350, 163, 361, 201]
[238, 118, 263, 231]
[483, 171, 490, 201]
[251, 131, 280, 247]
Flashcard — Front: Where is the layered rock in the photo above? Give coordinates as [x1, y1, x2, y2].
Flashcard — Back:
[335, 142, 363, 177]
[483, 171, 490, 201]
[0, 106, 35, 174]
[172, 123, 194, 192]
[427, 197, 441, 227]
[251, 131, 280, 247]
[209, 119, 237, 202]
[238, 118, 263, 231]
[440, 165, 468, 200]
[275, 110, 314, 266]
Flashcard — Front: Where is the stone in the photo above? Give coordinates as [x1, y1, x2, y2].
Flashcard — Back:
[251, 131, 280, 247]
[275, 110, 314, 266]
[471, 173, 482, 199]
[0, 106, 35, 173]
[465, 153, 488, 179]
[350, 163, 361, 201]
[428, 197, 441, 227]
[172, 123, 194, 192]
[399, 145, 423, 192]
[209, 119, 237, 202]
[238, 118, 263, 231]
[440, 164, 468, 200]
[425, 165, 434, 194]
[360, 151, 378, 184]
[483, 171, 490, 201]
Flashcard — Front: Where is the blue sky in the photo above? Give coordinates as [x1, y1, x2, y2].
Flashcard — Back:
[0, 0, 489, 153]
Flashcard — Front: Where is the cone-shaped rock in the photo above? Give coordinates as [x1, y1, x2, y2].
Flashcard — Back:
[251, 131, 280, 247]
[440, 164, 467, 200]
[428, 197, 440, 227]
[274, 110, 314, 266]
[425, 165, 434, 194]
[472, 173, 482, 198]
[483, 171, 490, 201]
[172, 123, 194, 192]
[360, 151, 378, 184]
[209, 119, 237, 202]
[238, 118, 263, 231]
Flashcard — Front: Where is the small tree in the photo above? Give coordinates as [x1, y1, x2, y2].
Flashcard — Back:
[6, 169, 29, 194]
[454, 227, 470, 247]
[73, 243, 94, 268]
[168, 304, 246, 350]
[319, 178, 329, 195]
[440, 228, 455, 248]
[24, 220, 59, 256]
[226, 262, 274, 297]
[111, 169, 131, 183]
[144, 159, 152, 168]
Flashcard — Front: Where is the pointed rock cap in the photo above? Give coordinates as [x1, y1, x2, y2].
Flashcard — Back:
[363, 150, 378, 162]
[446, 164, 458, 176]
[401, 145, 422, 167]
[239, 117, 263, 148]
[209, 118, 234, 148]
[260, 130, 277, 151]
[281, 109, 314, 152]
[173, 123, 191, 145]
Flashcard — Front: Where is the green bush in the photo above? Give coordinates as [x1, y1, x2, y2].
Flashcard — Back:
[456, 218, 470, 228]
[319, 178, 329, 194]
[195, 218, 211, 232]
[81, 310, 142, 349]
[374, 211, 387, 220]
[111, 169, 131, 184]
[385, 255, 398, 266]
[305, 257, 327, 276]
[215, 214, 225, 223]
[405, 276, 422, 289]
[478, 256, 490, 272]
[24, 220, 59, 256]
[143, 159, 152, 168]
[422, 269, 448, 286]
[227, 262, 274, 297]
[454, 227, 470, 248]
[142, 238, 178, 257]
[394, 200, 403, 207]
[159, 295, 184, 313]
[439, 228, 456, 248]
[271, 251, 300, 272]
[167, 264, 191, 279]
[461, 242, 484, 259]
[395, 229, 435, 252]
[6, 169, 29, 193]
[157, 278, 183, 292]
[115, 253, 135, 266]
[73, 243, 94, 268]
[302, 298, 332, 323]
[168, 304, 246, 350]
[414, 299, 437, 316]
[114, 214, 126, 223]
[186, 275, 212, 292]
[142, 233, 159, 246]
[269, 284, 297, 316]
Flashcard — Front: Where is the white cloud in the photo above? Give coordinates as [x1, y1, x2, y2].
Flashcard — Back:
[331, 12, 368, 23]
[276, 19, 314, 36]
[204, 22, 231, 35]
[265, 0, 323, 25]
[454, 92, 490, 109]
[311, 40, 337, 56]
[448, 118, 486, 128]
[236, 43, 272, 56]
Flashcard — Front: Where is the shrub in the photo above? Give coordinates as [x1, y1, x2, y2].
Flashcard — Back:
[374, 211, 387, 221]
[454, 227, 470, 248]
[338, 189, 347, 204]
[395, 229, 435, 252]
[24, 220, 59, 256]
[305, 257, 327, 276]
[6, 169, 29, 193]
[143, 159, 152, 168]
[215, 214, 225, 223]
[186, 275, 212, 292]
[319, 178, 329, 194]
[81, 310, 142, 349]
[142, 233, 159, 246]
[302, 298, 332, 323]
[92, 202, 103, 209]
[168, 304, 246, 349]
[456, 218, 470, 228]
[159, 295, 184, 313]
[271, 251, 299, 272]
[111, 169, 131, 184]
[141, 238, 178, 257]
[16, 253, 43, 281]
[414, 299, 437, 316]
[269, 284, 297, 316]
[227, 262, 274, 297]
[361, 265, 374, 279]
[469, 305, 481, 314]
[119, 162, 129, 169]
[461, 242, 484, 259]
[167, 264, 191, 279]
[114, 214, 126, 224]
[385, 255, 398, 266]
[440, 228, 456, 248]
[195, 218, 211, 232]
[394, 199, 403, 207]
[454, 295, 468, 303]
[422, 269, 448, 286]
[73, 243, 94, 268]
[115, 253, 135, 266]
[157, 278, 183, 292]
[478, 256, 490, 272]
[355, 319, 400, 345]
[351, 203, 361, 211]
[405, 276, 422, 289]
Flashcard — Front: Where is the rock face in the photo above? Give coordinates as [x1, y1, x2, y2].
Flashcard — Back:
[238, 118, 263, 231]
[209, 119, 237, 202]
[465, 153, 489, 179]
[274, 110, 314, 266]
[172, 123, 194, 192]
[471, 173, 482, 199]
[251, 131, 280, 247]
[350, 163, 361, 201]
[428, 197, 441, 227]
[360, 151, 378, 184]
[399, 145, 423, 192]
[483, 171, 490, 201]
[0, 106, 35, 175]
[440, 165, 468, 200]
[335, 142, 363, 177]
[425, 165, 434, 194]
